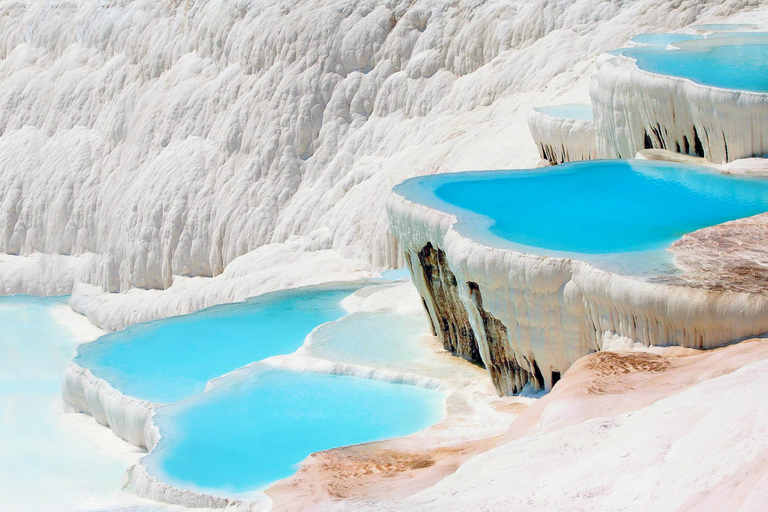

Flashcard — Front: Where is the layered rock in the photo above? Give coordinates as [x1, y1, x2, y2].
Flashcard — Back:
[408, 243, 482, 365]
[62, 363, 157, 448]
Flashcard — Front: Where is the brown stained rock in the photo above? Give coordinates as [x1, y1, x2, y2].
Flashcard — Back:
[415, 242, 483, 365]
[410, 243, 553, 395]
[266, 439, 491, 511]
[669, 212, 768, 294]
[583, 351, 670, 395]
[468, 281, 544, 395]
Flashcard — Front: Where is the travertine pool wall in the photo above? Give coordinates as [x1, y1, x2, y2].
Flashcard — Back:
[388, 190, 768, 395]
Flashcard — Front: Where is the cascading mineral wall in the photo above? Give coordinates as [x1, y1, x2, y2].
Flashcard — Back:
[592, 50, 768, 163]
[388, 191, 768, 396]
[62, 363, 157, 448]
[527, 110, 596, 164]
[0, 0, 753, 295]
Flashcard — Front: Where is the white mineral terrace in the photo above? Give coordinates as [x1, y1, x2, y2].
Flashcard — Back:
[592, 35, 768, 163]
[388, 186, 768, 396]
[527, 105, 596, 164]
[61, 283, 514, 510]
[5, 1, 768, 510]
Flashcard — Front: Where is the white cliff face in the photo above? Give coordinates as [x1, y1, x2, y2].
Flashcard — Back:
[0, 0, 752, 299]
[527, 110, 596, 164]
[592, 38, 768, 163]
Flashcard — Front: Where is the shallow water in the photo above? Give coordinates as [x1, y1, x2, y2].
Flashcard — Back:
[534, 103, 593, 121]
[379, 267, 412, 281]
[307, 311, 430, 369]
[625, 35, 768, 92]
[144, 367, 444, 494]
[75, 285, 361, 403]
[394, 160, 768, 275]
[0, 296, 130, 511]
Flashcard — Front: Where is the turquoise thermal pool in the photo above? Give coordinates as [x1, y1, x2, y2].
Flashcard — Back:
[74, 285, 361, 403]
[143, 367, 444, 494]
[624, 35, 768, 92]
[393, 160, 768, 274]
[534, 103, 593, 121]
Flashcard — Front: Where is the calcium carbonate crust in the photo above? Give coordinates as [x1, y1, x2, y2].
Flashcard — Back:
[387, 190, 768, 395]
[63, 282, 500, 511]
[63, 355, 448, 510]
[592, 48, 768, 163]
[61, 362, 158, 448]
[527, 110, 596, 164]
[129, 463, 270, 512]
[0, 0, 753, 296]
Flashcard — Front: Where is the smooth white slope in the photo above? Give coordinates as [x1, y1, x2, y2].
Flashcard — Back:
[0, 0, 753, 301]
[337, 357, 768, 512]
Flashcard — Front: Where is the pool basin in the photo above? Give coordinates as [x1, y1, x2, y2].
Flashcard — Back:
[393, 160, 768, 275]
[623, 35, 768, 93]
[74, 284, 362, 403]
[143, 366, 444, 494]
[388, 160, 768, 397]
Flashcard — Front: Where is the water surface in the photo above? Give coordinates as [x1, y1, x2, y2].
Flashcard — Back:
[144, 367, 444, 494]
[307, 311, 430, 368]
[75, 285, 361, 403]
[394, 160, 768, 275]
[0, 296, 129, 511]
[625, 35, 768, 92]
[628, 33, 702, 47]
[534, 103, 593, 121]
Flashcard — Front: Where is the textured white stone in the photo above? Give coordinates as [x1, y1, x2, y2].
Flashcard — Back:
[344, 355, 768, 512]
[527, 109, 596, 164]
[593, 36, 768, 163]
[61, 362, 157, 449]
[0, 0, 751, 304]
[388, 188, 768, 393]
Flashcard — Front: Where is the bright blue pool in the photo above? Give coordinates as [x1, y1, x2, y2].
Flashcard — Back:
[394, 160, 768, 274]
[534, 103, 593, 121]
[143, 367, 444, 494]
[74, 285, 362, 403]
[624, 35, 768, 92]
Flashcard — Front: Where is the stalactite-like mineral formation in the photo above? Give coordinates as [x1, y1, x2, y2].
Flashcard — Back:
[528, 108, 597, 164]
[592, 38, 768, 163]
[389, 186, 768, 396]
